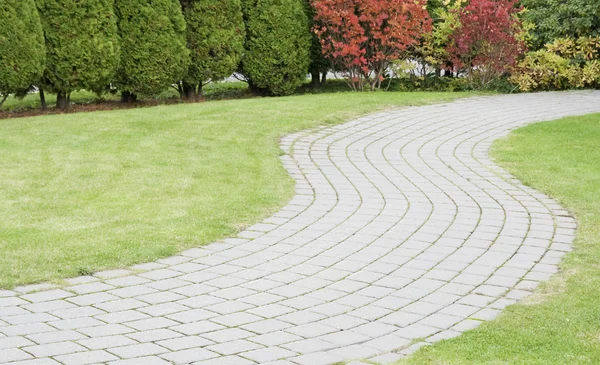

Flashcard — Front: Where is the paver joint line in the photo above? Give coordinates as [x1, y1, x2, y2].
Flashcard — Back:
[1, 91, 599, 365]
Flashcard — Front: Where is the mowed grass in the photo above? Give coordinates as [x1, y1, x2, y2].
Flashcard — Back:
[399, 113, 600, 365]
[0, 91, 468, 288]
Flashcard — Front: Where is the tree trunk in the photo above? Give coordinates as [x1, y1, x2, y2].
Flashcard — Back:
[248, 81, 268, 96]
[177, 82, 184, 99]
[197, 83, 203, 98]
[182, 82, 196, 100]
[320, 72, 327, 86]
[311, 69, 320, 88]
[56, 91, 70, 110]
[0, 94, 8, 109]
[121, 91, 137, 103]
[444, 62, 454, 78]
[39, 88, 47, 110]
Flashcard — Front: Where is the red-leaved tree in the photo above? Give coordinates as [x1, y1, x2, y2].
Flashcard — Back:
[447, 0, 527, 88]
[312, 0, 431, 91]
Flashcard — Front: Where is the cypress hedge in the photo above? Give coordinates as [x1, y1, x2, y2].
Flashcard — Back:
[0, 0, 45, 108]
[241, 0, 311, 96]
[180, 0, 245, 99]
[36, 0, 120, 109]
[115, 0, 189, 102]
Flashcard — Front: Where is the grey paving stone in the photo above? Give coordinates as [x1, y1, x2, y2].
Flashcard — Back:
[206, 339, 263, 355]
[21, 290, 73, 303]
[281, 338, 335, 353]
[166, 308, 216, 323]
[0, 348, 33, 363]
[248, 331, 303, 347]
[95, 270, 132, 279]
[147, 279, 190, 291]
[54, 350, 118, 365]
[51, 306, 104, 319]
[170, 321, 225, 336]
[0, 336, 36, 349]
[105, 276, 151, 287]
[78, 324, 134, 337]
[452, 318, 483, 332]
[192, 355, 256, 365]
[138, 269, 182, 281]
[108, 285, 158, 299]
[156, 336, 215, 351]
[0, 323, 55, 336]
[159, 348, 218, 364]
[135, 292, 185, 305]
[23, 341, 86, 357]
[125, 317, 178, 331]
[3, 313, 57, 325]
[0, 306, 32, 317]
[108, 356, 172, 365]
[240, 347, 298, 363]
[211, 312, 262, 327]
[64, 276, 99, 286]
[95, 298, 147, 313]
[4, 359, 62, 365]
[127, 329, 183, 342]
[77, 335, 137, 350]
[67, 292, 119, 306]
[95, 309, 149, 324]
[107, 343, 167, 358]
[26, 330, 86, 345]
[318, 330, 371, 347]
[364, 333, 411, 352]
[201, 328, 254, 343]
[420, 313, 463, 329]
[70, 282, 114, 295]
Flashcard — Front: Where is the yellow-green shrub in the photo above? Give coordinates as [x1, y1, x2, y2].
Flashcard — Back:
[511, 37, 600, 91]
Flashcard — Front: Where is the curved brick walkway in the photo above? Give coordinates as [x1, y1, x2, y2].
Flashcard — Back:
[2, 92, 600, 365]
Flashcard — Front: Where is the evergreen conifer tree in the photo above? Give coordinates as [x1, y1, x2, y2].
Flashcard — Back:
[115, 0, 189, 102]
[180, 0, 245, 99]
[241, 0, 311, 96]
[36, 0, 120, 109]
[0, 0, 45, 108]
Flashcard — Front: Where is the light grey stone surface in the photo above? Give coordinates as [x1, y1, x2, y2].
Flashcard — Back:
[2, 92, 599, 364]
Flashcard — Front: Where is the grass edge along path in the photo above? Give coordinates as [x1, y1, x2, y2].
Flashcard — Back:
[0, 91, 470, 289]
[398, 113, 600, 365]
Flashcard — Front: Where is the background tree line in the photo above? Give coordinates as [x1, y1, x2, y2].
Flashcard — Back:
[1, 0, 599, 110]
[1, 0, 319, 110]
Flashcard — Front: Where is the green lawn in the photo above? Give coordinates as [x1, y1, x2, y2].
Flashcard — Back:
[399, 113, 600, 365]
[0, 91, 468, 289]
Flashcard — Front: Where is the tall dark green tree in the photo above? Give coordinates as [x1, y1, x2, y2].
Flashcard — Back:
[304, 0, 329, 88]
[0, 0, 46, 108]
[241, 0, 311, 96]
[36, 0, 120, 109]
[180, 0, 245, 99]
[115, 0, 189, 102]
[521, 0, 600, 50]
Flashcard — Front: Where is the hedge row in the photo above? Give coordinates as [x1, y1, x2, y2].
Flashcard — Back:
[0, 0, 316, 109]
[2, 0, 598, 109]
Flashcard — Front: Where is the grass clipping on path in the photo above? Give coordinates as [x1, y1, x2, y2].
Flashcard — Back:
[399, 113, 600, 365]
[0, 91, 466, 288]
